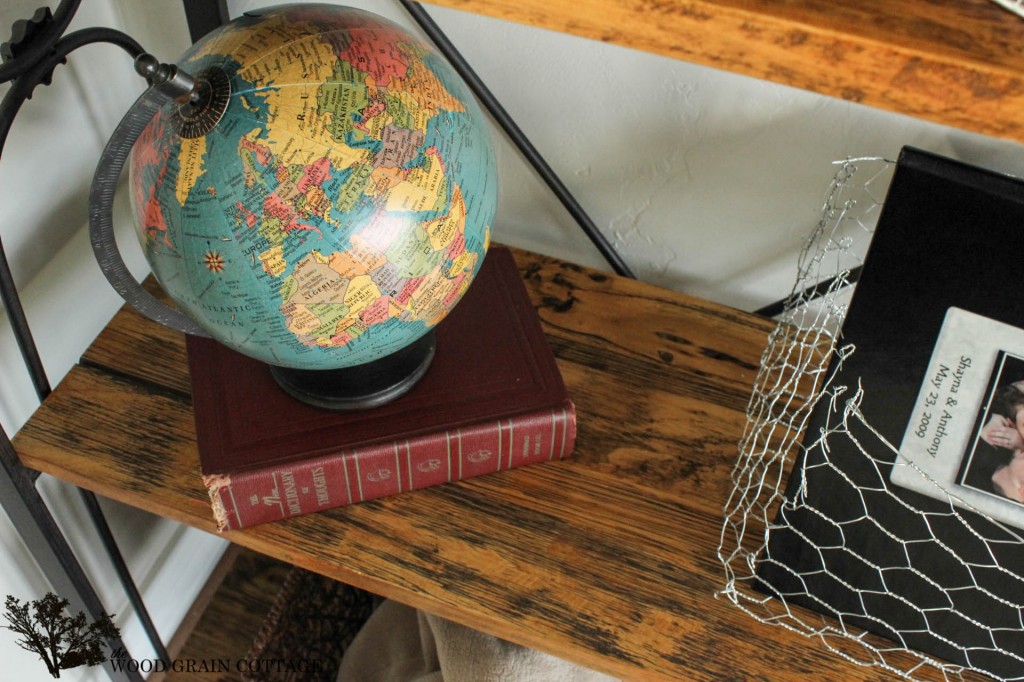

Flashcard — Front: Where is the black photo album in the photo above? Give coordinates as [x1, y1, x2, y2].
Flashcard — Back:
[758, 147, 1024, 677]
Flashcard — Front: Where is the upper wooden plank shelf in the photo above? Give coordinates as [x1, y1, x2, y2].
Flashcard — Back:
[425, 0, 1024, 144]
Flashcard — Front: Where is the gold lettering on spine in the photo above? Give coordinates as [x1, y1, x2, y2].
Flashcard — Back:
[311, 466, 329, 506]
[280, 471, 301, 516]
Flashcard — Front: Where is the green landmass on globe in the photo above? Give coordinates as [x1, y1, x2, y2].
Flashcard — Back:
[129, 4, 496, 370]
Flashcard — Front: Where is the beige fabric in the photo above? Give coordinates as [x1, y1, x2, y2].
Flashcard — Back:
[337, 600, 619, 682]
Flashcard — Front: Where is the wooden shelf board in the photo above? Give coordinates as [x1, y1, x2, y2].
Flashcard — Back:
[12, 249, 985, 681]
[424, 0, 1024, 144]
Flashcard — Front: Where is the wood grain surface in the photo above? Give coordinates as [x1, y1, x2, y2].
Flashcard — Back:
[160, 548, 290, 682]
[14, 249, 976, 680]
[423, 0, 1024, 144]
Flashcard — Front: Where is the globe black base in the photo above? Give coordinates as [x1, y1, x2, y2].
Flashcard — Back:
[269, 332, 436, 411]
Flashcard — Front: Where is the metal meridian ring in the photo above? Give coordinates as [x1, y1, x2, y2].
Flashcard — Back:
[88, 86, 209, 337]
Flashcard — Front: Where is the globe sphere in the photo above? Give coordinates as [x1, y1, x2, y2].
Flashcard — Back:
[129, 4, 496, 370]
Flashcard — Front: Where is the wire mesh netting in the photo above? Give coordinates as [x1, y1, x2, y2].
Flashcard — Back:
[718, 157, 1024, 681]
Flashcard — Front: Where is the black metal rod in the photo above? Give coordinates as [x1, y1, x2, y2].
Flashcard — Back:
[0, 431, 142, 682]
[399, 0, 636, 279]
[0, 236, 50, 401]
[181, 0, 229, 44]
[0, 27, 145, 403]
[79, 489, 171, 664]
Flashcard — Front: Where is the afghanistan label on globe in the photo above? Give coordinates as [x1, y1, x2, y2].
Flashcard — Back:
[128, 5, 496, 370]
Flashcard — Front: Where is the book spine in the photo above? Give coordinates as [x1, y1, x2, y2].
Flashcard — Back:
[205, 401, 577, 531]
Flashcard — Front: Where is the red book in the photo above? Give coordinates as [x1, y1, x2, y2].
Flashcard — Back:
[187, 247, 575, 530]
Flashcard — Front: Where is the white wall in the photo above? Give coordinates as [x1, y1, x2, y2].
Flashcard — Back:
[2, 1, 1023, 680]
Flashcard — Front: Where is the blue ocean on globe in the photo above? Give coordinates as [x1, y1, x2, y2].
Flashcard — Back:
[129, 4, 496, 370]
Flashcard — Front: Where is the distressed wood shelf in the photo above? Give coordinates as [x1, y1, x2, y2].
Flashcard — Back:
[11, 3, 1020, 679]
[425, 0, 1024, 144]
[14, 248, 976, 681]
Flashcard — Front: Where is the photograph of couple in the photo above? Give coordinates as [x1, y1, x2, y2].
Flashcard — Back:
[959, 352, 1024, 505]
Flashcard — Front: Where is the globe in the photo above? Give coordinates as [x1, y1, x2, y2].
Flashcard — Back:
[127, 4, 496, 382]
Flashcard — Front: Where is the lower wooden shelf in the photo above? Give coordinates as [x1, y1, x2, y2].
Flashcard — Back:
[158, 547, 290, 682]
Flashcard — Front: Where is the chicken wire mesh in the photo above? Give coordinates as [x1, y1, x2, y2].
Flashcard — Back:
[718, 156, 1024, 681]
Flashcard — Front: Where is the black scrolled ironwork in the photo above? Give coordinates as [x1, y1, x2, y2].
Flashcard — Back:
[0, 0, 81, 83]
[0, 5, 172, 679]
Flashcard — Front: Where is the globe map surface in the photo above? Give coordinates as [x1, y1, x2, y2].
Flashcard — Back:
[129, 4, 496, 370]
